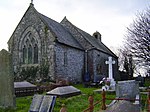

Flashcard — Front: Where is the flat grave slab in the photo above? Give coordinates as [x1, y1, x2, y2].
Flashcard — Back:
[14, 81, 36, 88]
[105, 100, 140, 112]
[46, 86, 81, 97]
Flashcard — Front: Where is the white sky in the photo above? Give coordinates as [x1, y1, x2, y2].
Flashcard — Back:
[0, 0, 149, 51]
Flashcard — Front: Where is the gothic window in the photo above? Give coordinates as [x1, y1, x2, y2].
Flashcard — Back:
[34, 44, 38, 64]
[23, 45, 27, 64]
[28, 45, 32, 64]
[21, 31, 39, 65]
[26, 39, 29, 46]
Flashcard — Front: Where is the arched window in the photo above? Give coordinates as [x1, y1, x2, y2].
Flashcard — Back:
[34, 44, 38, 64]
[23, 45, 27, 64]
[28, 45, 32, 64]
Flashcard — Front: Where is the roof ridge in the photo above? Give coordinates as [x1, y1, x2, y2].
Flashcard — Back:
[61, 18, 117, 57]
[38, 13, 83, 49]
[61, 18, 94, 48]
[8, 3, 37, 45]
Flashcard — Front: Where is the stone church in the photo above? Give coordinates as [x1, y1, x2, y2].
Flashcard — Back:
[8, 3, 119, 83]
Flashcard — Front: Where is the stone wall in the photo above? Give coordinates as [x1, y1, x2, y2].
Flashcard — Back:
[8, 5, 56, 80]
[88, 49, 119, 82]
[55, 43, 84, 83]
[61, 18, 92, 49]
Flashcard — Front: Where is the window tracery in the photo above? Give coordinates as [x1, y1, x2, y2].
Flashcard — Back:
[21, 32, 39, 64]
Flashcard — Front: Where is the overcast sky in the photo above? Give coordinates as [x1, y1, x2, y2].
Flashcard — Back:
[0, 0, 149, 51]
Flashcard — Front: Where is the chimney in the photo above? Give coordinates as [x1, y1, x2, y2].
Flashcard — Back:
[93, 31, 101, 42]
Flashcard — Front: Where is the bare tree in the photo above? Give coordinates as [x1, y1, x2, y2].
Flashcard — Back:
[125, 8, 150, 75]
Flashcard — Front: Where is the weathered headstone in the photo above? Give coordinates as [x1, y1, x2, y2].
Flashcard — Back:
[116, 80, 139, 99]
[0, 49, 15, 108]
[29, 95, 43, 111]
[105, 100, 140, 112]
[29, 95, 56, 112]
[135, 75, 144, 87]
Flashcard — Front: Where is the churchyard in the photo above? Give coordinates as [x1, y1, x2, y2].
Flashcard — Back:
[0, 84, 149, 112]
[0, 49, 150, 112]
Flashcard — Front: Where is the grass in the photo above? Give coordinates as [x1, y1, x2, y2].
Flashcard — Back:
[53, 84, 116, 112]
[0, 82, 149, 112]
[144, 78, 150, 87]
[0, 96, 32, 112]
[141, 93, 148, 111]
[0, 84, 115, 112]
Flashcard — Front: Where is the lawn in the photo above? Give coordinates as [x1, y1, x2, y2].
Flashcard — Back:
[0, 84, 115, 112]
[0, 83, 149, 112]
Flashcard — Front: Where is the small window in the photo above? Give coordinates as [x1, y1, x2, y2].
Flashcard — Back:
[64, 52, 67, 66]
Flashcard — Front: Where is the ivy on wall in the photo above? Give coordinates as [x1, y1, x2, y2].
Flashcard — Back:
[14, 59, 50, 83]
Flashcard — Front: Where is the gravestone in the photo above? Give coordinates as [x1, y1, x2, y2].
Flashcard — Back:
[135, 75, 144, 87]
[14, 81, 36, 88]
[105, 57, 116, 90]
[116, 80, 139, 99]
[46, 86, 81, 97]
[105, 100, 140, 112]
[0, 49, 15, 108]
[29, 95, 56, 112]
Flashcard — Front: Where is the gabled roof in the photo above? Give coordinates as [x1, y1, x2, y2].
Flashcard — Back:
[8, 4, 117, 58]
[38, 13, 83, 49]
[61, 17, 117, 58]
[8, 4, 83, 50]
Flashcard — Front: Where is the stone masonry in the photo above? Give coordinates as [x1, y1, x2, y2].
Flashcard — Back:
[8, 3, 119, 83]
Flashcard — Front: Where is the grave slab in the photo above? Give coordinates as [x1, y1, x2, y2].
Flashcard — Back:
[14, 81, 36, 88]
[46, 86, 81, 97]
[105, 100, 140, 112]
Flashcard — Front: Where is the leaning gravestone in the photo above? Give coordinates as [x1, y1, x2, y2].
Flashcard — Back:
[29, 95, 56, 112]
[0, 49, 15, 108]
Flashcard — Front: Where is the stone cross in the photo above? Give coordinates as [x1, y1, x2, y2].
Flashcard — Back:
[31, 0, 33, 4]
[105, 57, 115, 80]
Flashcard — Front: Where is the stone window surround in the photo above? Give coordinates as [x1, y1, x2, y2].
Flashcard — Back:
[18, 26, 41, 65]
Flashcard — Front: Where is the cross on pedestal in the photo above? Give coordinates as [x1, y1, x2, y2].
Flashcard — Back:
[105, 56, 116, 90]
[105, 57, 115, 79]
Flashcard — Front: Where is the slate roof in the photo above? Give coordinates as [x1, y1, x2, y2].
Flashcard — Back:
[60, 17, 117, 58]
[36, 6, 117, 57]
[77, 28, 117, 57]
[8, 4, 117, 58]
[38, 13, 83, 50]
